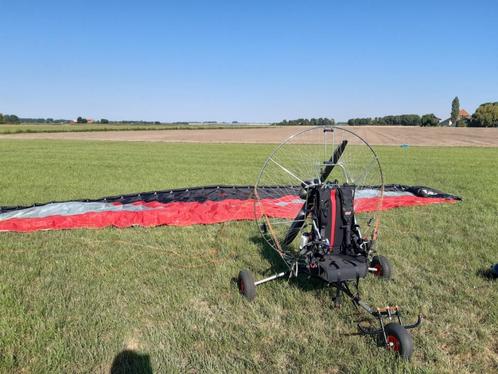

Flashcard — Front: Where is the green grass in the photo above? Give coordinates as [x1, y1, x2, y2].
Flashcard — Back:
[0, 123, 269, 135]
[0, 140, 497, 373]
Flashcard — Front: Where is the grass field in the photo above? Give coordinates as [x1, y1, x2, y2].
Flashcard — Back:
[0, 140, 497, 373]
[0, 123, 269, 135]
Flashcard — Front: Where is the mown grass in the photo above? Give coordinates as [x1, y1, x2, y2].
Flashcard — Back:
[0, 123, 269, 135]
[0, 140, 497, 373]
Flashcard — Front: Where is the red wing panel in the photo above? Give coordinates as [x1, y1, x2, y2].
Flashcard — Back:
[0, 185, 460, 232]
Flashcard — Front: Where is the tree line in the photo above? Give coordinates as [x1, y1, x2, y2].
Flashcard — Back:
[0, 114, 20, 123]
[272, 98, 497, 128]
[3, 102, 497, 127]
[347, 114, 440, 127]
[0, 115, 169, 125]
[273, 118, 336, 126]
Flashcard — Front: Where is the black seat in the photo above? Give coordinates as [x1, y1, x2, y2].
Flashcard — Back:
[314, 184, 368, 283]
[317, 254, 368, 283]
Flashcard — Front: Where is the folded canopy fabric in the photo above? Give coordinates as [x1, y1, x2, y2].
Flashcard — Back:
[0, 185, 460, 232]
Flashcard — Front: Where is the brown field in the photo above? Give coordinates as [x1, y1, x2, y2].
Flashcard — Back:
[1, 126, 497, 146]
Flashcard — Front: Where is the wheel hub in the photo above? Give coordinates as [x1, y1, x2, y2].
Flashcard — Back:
[374, 264, 382, 276]
[386, 335, 401, 352]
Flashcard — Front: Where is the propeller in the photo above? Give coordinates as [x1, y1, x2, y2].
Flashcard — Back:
[282, 140, 348, 246]
[320, 140, 348, 183]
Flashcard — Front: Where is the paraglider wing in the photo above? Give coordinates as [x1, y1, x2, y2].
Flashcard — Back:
[0, 184, 460, 233]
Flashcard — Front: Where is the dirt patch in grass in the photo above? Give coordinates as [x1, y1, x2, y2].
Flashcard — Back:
[0, 126, 497, 146]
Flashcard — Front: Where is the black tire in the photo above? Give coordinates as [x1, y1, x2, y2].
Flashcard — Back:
[371, 255, 392, 280]
[383, 323, 414, 360]
[238, 270, 256, 301]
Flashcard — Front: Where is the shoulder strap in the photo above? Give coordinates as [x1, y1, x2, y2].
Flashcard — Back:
[338, 186, 354, 249]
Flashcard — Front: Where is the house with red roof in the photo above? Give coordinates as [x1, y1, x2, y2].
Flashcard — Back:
[440, 108, 471, 126]
[458, 109, 470, 119]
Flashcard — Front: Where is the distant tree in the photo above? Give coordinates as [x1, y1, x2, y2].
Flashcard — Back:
[456, 119, 468, 127]
[100, 118, 109, 124]
[272, 117, 335, 126]
[348, 114, 423, 126]
[76, 116, 88, 124]
[328, 118, 336, 126]
[348, 117, 372, 126]
[451, 96, 460, 125]
[0, 113, 4, 124]
[3, 114, 20, 123]
[469, 102, 498, 127]
[420, 114, 439, 127]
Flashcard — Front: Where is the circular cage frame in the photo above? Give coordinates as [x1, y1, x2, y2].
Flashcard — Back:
[254, 126, 385, 267]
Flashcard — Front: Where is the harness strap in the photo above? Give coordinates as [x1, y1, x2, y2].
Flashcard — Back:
[329, 189, 337, 250]
[338, 186, 355, 253]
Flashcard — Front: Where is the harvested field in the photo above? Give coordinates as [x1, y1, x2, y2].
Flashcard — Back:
[0, 126, 497, 146]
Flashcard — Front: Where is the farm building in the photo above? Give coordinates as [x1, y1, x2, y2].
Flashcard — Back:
[439, 108, 470, 126]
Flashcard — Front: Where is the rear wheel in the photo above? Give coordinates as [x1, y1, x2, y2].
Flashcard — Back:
[371, 255, 392, 280]
[238, 270, 256, 301]
[383, 323, 413, 360]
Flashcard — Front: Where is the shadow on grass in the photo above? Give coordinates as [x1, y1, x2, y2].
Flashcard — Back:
[110, 350, 152, 374]
[246, 234, 329, 294]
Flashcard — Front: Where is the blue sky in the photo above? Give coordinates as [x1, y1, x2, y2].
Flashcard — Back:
[0, 0, 497, 122]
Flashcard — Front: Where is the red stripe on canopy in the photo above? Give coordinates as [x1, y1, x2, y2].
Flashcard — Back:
[0, 195, 456, 232]
[355, 195, 456, 212]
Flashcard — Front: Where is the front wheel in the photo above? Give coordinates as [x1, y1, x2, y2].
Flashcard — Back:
[238, 270, 256, 301]
[383, 323, 414, 360]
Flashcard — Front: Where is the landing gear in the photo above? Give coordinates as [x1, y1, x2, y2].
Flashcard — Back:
[238, 269, 289, 301]
[384, 323, 414, 360]
[370, 255, 392, 280]
[236, 266, 422, 360]
[358, 305, 421, 360]
[237, 270, 256, 301]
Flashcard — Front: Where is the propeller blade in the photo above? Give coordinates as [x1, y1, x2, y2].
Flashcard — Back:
[320, 140, 348, 183]
[283, 206, 307, 246]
